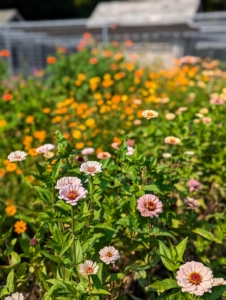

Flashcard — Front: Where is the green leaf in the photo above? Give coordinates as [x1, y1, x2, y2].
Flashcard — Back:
[34, 186, 52, 205]
[17, 263, 27, 277]
[89, 288, 111, 295]
[158, 241, 175, 271]
[6, 269, 15, 293]
[193, 228, 220, 243]
[75, 240, 83, 264]
[106, 273, 124, 282]
[175, 237, 188, 262]
[10, 251, 21, 266]
[147, 279, 179, 292]
[60, 237, 74, 256]
[203, 286, 226, 300]
[81, 233, 104, 253]
[40, 250, 63, 264]
[52, 158, 62, 180]
[150, 227, 176, 241]
[54, 200, 71, 212]
[144, 184, 164, 194]
[164, 291, 190, 300]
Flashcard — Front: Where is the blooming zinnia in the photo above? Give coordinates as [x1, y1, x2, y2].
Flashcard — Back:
[176, 261, 214, 296]
[212, 278, 226, 286]
[137, 194, 163, 218]
[58, 184, 87, 205]
[36, 144, 55, 154]
[126, 146, 135, 156]
[99, 246, 120, 265]
[141, 110, 158, 119]
[55, 177, 82, 189]
[79, 260, 99, 275]
[14, 220, 27, 234]
[164, 136, 181, 145]
[80, 161, 102, 176]
[184, 197, 198, 209]
[4, 292, 24, 300]
[5, 205, 17, 216]
[7, 151, 27, 162]
[188, 179, 201, 192]
[184, 151, 194, 156]
[97, 152, 112, 159]
[162, 153, 171, 158]
[81, 147, 95, 155]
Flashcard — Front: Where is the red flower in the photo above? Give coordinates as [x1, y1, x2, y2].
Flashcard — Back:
[89, 57, 98, 64]
[46, 57, 56, 64]
[3, 94, 13, 101]
[0, 49, 10, 57]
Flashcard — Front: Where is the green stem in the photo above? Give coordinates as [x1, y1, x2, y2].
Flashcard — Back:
[88, 176, 93, 226]
[71, 206, 76, 266]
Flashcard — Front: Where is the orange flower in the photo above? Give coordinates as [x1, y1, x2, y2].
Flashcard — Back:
[28, 148, 38, 156]
[14, 220, 27, 234]
[16, 169, 22, 175]
[26, 116, 34, 124]
[43, 108, 51, 114]
[0, 49, 10, 57]
[33, 130, 46, 142]
[5, 205, 17, 216]
[89, 57, 98, 64]
[83, 32, 92, 39]
[0, 168, 5, 177]
[52, 116, 62, 123]
[46, 57, 56, 64]
[85, 118, 95, 127]
[6, 163, 17, 172]
[3, 94, 13, 101]
[124, 39, 133, 47]
[75, 142, 84, 149]
[0, 119, 6, 127]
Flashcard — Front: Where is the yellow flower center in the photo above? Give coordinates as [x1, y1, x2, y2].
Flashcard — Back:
[147, 112, 154, 117]
[145, 200, 156, 211]
[106, 251, 113, 257]
[170, 138, 176, 143]
[66, 190, 78, 200]
[87, 166, 96, 172]
[188, 272, 202, 285]
[85, 266, 94, 274]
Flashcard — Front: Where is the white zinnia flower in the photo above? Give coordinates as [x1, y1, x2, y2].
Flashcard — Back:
[81, 147, 95, 155]
[55, 176, 82, 189]
[80, 161, 102, 176]
[184, 151, 194, 156]
[212, 278, 226, 286]
[7, 151, 27, 162]
[99, 246, 120, 265]
[176, 261, 214, 296]
[79, 260, 99, 275]
[162, 153, 171, 158]
[4, 292, 24, 300]
[141, 110, 158, 119]
[126, 146, 134, 156]
[36, 144, 55, 154]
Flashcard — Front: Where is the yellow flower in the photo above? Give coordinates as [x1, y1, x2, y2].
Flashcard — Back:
[72, 130, 81, 139]
[85, 118, 95, 127]
[6, 163, 17, 172]
[26, 116, 34, 124]
[0, 119, 6, 127]
[78, 73, 86, 81]
[6, 199, 13, 205]
[28, 148, 39, 156]
[14, 220, 27, 234]
[52, 116, 62, 123]
[5, 205, 17, 216]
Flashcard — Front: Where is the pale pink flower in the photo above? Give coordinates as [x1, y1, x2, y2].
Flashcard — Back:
[176, 107, 188, 115]
[194, 119, 200, 124]
[55, 177, 82, 189]
[137, 194, 163, 218]
[188, 179, 201, 192]
[184, 197, 198, 209]
[80, 161, 102, 176]
[133, 119, 142, 125]
[176, 261, 214, 296]
[210, 98, 224, 105]
[142, 110, 158, 119]
[212, 278, 226, 286]
[58, 184, 87, 205]
[164, 136, 181, 145]
[7, 151, 27, 162]
[160, 97, 170, 103]
[79, 260, 99, 275]
[180, 56, 201, 64]
[202, 117, 212, 124]
[165, 113, 175, 120]
[126, 139, 135, 147]
[133, 99, 142, 105]
[99, 246, 120, 265]
[81, 147, 95, 155]
[97, 152, 112, 159]
[111, 142, 120, 149]
[162, 153, 171, 158]
[4, 293, 24, 300]
[36, 144, 55, 154]
[126, 146, 134, 156]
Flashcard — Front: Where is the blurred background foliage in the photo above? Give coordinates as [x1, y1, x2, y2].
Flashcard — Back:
[0, 0, 225, 20]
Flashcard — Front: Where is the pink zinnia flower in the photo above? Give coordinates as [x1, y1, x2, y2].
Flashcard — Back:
[58, 184, 87, 205]
[99, 246, 120, 265]
[126, 146, 134, 156]
[4, 292, 24, 300]
[202, 117, 212, 124]
[213, 278, 226, 286]
[176, 261, 214, 296]
[137, 194, 163, 218]
[184, 197, 198, 209]
[133, 119, 142, 125]
[188, 179, 201, 192]
[81, 147, 95, 155]
[80, 161, 102, 176]
[55, 177, 82, 189]
[36, 144, 55, 154]
[111, 142, 120, 149]
[7, 151, 27, 162]
[210, 98, 224, 105]
[97, 152, 112, 159]
[126, 139, 135, 147]
[79, 260, 99, 276]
